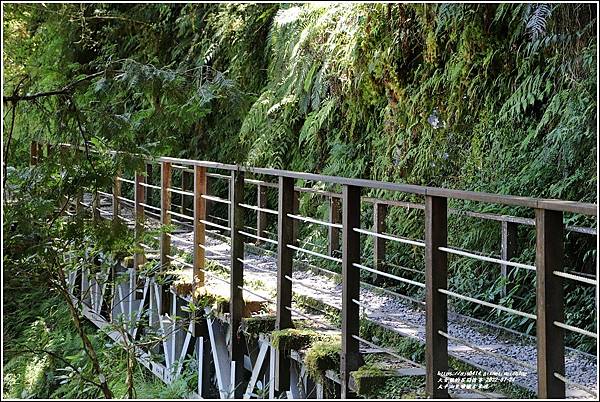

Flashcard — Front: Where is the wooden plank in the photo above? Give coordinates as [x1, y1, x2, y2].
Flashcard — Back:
[145, 163, 153, 205]
[134, 171, 146, 280]
[30, 141, 38, 165]
[180, 169, 191, 215]
[425, 195, 449, 399]
[535, 208, 565, 398]
[373, 202, 388, 284]
[328, 197, 341, 256]
[230, 169, 245, 398]
[341, 184, 363, 398]
[75, 152, 84, 214]
[292, 189, 299, 246]
[275, 176, 295, 393]
[500, 220, 518, 297]
[37, 142, 44, 162]
[160, 161, 171, 315]
[92, 190, 100, 221]
[193, 166, 207, 289]
[112, 171, 121, 223]
[256, 184, 268, 243]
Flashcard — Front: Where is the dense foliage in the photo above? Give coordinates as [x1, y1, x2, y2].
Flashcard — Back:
[3, 288, 199, 399]
[3, 4, 597, 395]
[4, 3, 596, 198]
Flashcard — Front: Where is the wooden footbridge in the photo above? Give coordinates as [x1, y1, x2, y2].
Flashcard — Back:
[28, 142, 598, 399]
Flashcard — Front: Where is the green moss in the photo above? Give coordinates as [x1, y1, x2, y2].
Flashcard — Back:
[360, 320, 425, 364]
[270, 328, 325, 351]
[351, 365, 401, 396]
[303, 339, 341, 383]
[241, 315, 276, 338]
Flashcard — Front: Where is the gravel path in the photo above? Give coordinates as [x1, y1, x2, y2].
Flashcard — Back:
[172, 232, 597, 398]
[94, 196, 597, 398]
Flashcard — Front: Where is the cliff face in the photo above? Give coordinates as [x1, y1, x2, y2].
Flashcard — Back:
[4, 3, 596, 201]
[228, 3, 596, 205]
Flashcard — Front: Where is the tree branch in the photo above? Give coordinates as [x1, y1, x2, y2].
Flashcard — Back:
[3, 72, 105, 103]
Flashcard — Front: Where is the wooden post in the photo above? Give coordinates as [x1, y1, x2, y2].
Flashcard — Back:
[193, 166, 207, 289]
[373, 202, 388, 284]
[30, 141, 38, 166]
[192, 166, 207, 338]
[181, 169, 191, 215]
[256, 184, 268, 243]
[134, 171, 146, 270]
[92, 190, 100, 221]
[535, 208, 565, 399]
[500, 220, 518, 297]
[112, 172, 121, 223]
[328, 197, 341, 256]
[341, 185, 363, 398]
[292, 189, 299, 246]
[37, 142, 44, 162]
[275, 176, 294, 393]
[145, 163, 153, 206]
[425, 195, 449, 399]
[226, 178, 231, 227]
[160, 161, 172, 315]
[74, 150, 83, 215]
[229, 169, 245, 398]
[58, 145, 70, 213]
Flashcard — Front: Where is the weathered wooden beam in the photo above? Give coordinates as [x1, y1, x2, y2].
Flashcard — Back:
[193, 166, 207, 289]
[160, 161, 172, 315]
[425, 195, 449, 399]
[341, 184, 363, 398]
[373, 202, 388, 284]
[229, 169, 245, 398]
[292, 189, 299, 246]
[30, 141, 38, 166]
[145, 163, 153, 205]
[181, 169, 191, 215]
[256, 184, 268, 243]
[73, 149, 84, 215]
[535, 208, 565, 399]
[328, 197, 341, 256]
[275, 176, 295, 393]
[500, 220, 518, 297]
[92, 189, 100, 221]
[134, 171, 146, 292]
[112, 171, 121, 223]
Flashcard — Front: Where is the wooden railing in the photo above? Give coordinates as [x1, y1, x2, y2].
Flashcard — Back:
[32, 141, 598, 399]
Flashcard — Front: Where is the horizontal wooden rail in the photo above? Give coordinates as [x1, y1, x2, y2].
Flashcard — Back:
[55, 142, 597, 216]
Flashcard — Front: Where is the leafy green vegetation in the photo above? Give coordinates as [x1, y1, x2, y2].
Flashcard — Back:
[2, 290, 197, 399]
[351, 365, 425, 399]
[270, 328, 324, 351]
[241, 315, 277, 339]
